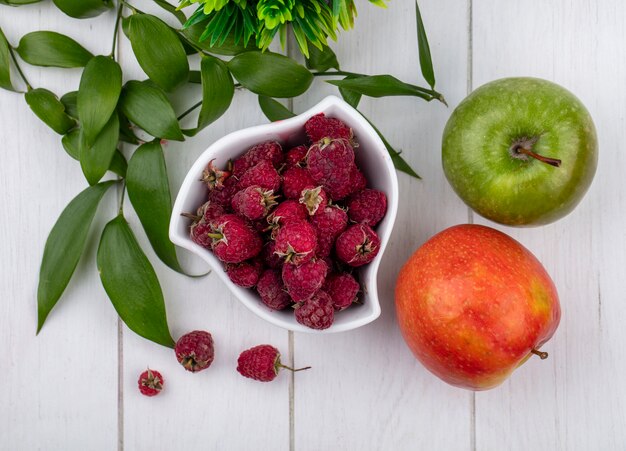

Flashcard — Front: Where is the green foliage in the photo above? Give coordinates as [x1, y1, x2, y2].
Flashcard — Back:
[16, 31, 93, 68]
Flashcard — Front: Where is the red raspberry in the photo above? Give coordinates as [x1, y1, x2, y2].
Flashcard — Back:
[310, 206, 348, 257]
[207, 214, 263, 263]
[285, 145, 308, 167]
[202, 159, 231, 190]
[324, 273, 360, 310]
[138, 368, 164, 397]
[294, 290, 334, 330]
[335, 224, 381, 267]
[304, 113, 353, 143]
[232, 141, 284, 177]
[282, 166, 315, 200]
[197, 200, 226, 222]
[349, 166, 367, 193]
[238, 160, 281, 192]
[261, 241, 283, 269]
[306, 138, 355, 201]
[175, 331, 215, 373]
[256, 269, 292, 310]
[282, 258, 328, 302]
[348, 189, 387, 226]
[226, 259, 263, 288]
[208, 175, 239, 208]
[237, 345, 310, 382]
[231, 185, 278, 220]
[267, 200, 308, 226]
[299, 186, 328, 216]
[274, 220, 318, 265]
[190, 221, 211, 248]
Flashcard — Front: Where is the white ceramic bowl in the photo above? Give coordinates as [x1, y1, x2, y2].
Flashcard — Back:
[170, 96, 399, 333]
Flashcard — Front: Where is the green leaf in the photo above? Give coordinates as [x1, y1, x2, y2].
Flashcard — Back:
[182, 20, 257, 56]
[338, 75, 362, 108]
[61, 128, 80, 159]
[60, 91, 78, 119]
[127, 142, 182, 272]
[80, 112, 119, 185]
[37, 181, 116, 333]
[305, 45, 339, 73]
[78, 56, 122, 144]
[97, 215, 175, 348]
[126, 14, 189, 92]
[119, 80, 184, 141]
[0, 27, 15, 91]
[25, 88, 76, 134]
[327, 75, 437, 101]
[188, 70, 201, 84]
[197, 55, 233, 130]
[415, 1, 435, 89]
[118, 110, 140, 144]
[52, 0, 111, 18]
[153, 0, 187, 25]
[258, 96, 295, 122]
[16, 31, 93, 68]
[109, 149, 127, 178]
[228, 51, 313, 98]
[0, 0, 43, 4]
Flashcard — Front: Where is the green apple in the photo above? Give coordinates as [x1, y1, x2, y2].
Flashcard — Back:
[442, 77, 598, 226]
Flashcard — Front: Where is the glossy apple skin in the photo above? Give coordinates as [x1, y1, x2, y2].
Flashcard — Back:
[442, 77, 598, 226]
[395, 224, 560, 390]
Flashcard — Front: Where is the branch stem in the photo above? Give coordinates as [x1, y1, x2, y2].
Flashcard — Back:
[110, 2, 124, 59]
[8, 46, 31, 91]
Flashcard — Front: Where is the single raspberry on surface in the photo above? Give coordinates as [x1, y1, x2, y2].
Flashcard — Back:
[237, 345, 311, 382]
[324, 273, 360, 310]
[208, 175, 239, 208]
[282, 166, 315, 200]
[231, 186, 278, 221]
[175, 331, 215, 373]
[306, 138, 355, 201]
[238, 160, 281, 192]
[138, 368, 164, 397]
[261, 241, 283, 269]
[202, 159, 231, 190]
[347, 189, 387, 226]
[207, 214, 263, 263]
[257, 269, 292, 310]
[294, 290, 334, 330]
[274, 220, 318, 265]
[285, 145, 308, 167]
[299, 186, 328, 216]
[232, 141, 284, 177]
[304, 113, 353, 143]
[282, 258, 328, 302]
[310, 206, 348, 258]
[226, 259, 263, 288]
[335, 224, 381, 267]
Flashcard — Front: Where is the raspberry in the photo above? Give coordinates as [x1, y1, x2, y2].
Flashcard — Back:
[231, 186, 278, 220]
[285, 145, 308, 167]
[226, 259, 263, 288]
[306, 138, 355, 201]
[190, 221, 211, 248]
[282, 258, 328, 302]
[304, 113, 353, 143]
[138, 368, 164, 397]
[335, 224, 381, 267]
[207, 214, 263, 263]
[261, 241, 283, 269]
[310, 206, 348, 257]
[324, 273, 360, 310]
[237, 345, 310, 382]
[299, 186, 328, 216]
[256, 269, 292, 310]
[349, 166, 367, 193]
[267, 200, 308, 227]
[197, 200, 226, 222]
[282, 166, 315, 200]
[348, 189, 387, 226]
[294, 290, 334, 330]
[274, 220, 318, 265]
[238, 160, 281, 192]
[175, 331, 215, 373]
[232, 141, 284, 177]
[202, 159, 231, 190]
[208, 175, 239, 208]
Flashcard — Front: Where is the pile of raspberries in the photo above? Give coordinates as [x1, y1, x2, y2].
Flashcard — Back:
[187, 113, 387, 330]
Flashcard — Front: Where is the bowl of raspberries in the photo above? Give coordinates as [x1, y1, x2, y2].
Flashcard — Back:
[170, 96, 398, 332]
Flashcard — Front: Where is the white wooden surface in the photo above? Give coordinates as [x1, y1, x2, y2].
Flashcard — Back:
[1, 1, 624, 450]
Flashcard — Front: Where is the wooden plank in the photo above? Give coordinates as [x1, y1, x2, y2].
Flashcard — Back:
[291, 1, 474, 449]
[117, 2, 291, 450]
[0, 5, 118, 450]
[472, 0, 626, 449]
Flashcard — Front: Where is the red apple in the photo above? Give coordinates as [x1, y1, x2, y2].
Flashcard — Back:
[395, 224, 560, 390]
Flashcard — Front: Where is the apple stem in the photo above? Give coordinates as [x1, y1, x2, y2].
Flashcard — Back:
[531, 349, 549, 360]
[517, 147, 562, 168]
[510, 137, 562, 168]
